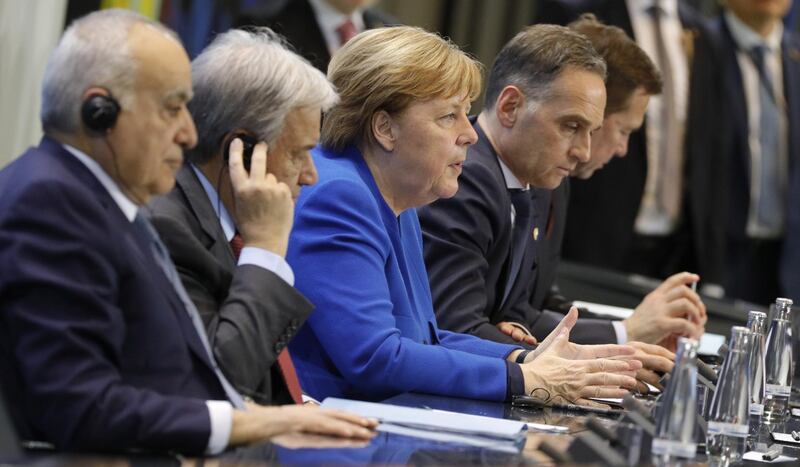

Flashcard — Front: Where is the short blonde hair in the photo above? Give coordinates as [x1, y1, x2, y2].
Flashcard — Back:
[321, 26, 482, 152]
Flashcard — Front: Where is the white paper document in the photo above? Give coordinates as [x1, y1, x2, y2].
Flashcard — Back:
[321, 398, 527, 440]
[572, 301, 633, 319]
[743, 450, 797, 463]
[697, 333, 725, 356]
[571, 300, 726, 356]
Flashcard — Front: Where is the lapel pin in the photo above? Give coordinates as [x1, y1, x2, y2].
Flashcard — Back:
[533, 227, 539, 241]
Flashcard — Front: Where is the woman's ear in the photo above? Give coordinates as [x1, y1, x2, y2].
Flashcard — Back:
[371, 110, 396, 152]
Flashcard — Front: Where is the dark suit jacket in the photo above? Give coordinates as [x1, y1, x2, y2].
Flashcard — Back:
[419, 122, 616, 345]
[704, 17, 800, 300]
[0, 138, 226, 454]
[236, 0, 396, 73]
[538, 0, 715, 280]
[145, 165, 314, 405]
[529, 179, 572, 312]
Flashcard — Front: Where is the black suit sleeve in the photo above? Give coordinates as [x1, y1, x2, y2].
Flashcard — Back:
[146, 199, 314, 403]
[420, 162, 522, 345]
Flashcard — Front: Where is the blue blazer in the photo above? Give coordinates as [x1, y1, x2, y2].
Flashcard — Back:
[287, 146, 519, 402]
[0, 138, 226, 454]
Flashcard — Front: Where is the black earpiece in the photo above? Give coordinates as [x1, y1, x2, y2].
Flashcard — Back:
[81, 94, 120, 133]
[222, 132, 258, 173]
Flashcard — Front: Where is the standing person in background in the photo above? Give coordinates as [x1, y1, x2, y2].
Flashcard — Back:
[704, 0, 800, 305]
[236, 0, 396, 72]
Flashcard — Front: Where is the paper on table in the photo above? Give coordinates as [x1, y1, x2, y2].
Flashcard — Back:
[377, 423, 523, 453]
[743, 451, 797, 463]
[589, 397, 624, 406]
[572, 300, 726, 356]
[589, 386, 660, 407]
[525, 422, 569, 433]
[697, 333, 725, 356]
[321, 398, 527, 440]
[572, 301, 633, 319]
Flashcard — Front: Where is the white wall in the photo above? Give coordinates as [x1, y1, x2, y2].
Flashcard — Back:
[0, 0, 67, 167]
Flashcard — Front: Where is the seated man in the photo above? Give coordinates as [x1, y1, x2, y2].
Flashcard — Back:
[145, 27, 337, 406]
[0, 9, 374, 455]
[522, 15, 708, 354]
[418, 17, 705, 387]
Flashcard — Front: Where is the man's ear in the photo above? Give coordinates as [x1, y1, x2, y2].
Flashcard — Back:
[495, 85, 526, 128]
[371, 110, 396, 152]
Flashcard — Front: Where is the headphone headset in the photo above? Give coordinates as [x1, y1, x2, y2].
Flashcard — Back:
[221, 131, 258, 173]
[81, 93, 120, 133]
[79, 90, 148, 204]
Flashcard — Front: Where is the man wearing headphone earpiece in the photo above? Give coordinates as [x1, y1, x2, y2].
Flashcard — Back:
[145, 27, 339, 409]
[80, 89, 152, 207]
[0, 9, 375, 456]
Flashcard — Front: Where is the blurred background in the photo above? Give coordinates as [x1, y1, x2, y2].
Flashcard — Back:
[3, 0, 794, 168]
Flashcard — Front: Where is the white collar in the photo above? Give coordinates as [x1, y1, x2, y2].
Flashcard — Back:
[191, 164, 236, 242]
[725, 10, 783, 53]
[496, 155, 529, 191]
[62, 143, 138, 222]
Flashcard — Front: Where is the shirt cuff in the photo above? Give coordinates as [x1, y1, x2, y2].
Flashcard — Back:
[505, 361, 525, 400]
[238, 246, 295, 286]
[205, 400, 234, 455]
[611, 320, 628, 344]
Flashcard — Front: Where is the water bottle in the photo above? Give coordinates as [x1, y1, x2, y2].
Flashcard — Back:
[764, 298, 793, 422]
[652, 337, 698, 460]
[706, 326, 751, 461]
[747, 311, 767, 436]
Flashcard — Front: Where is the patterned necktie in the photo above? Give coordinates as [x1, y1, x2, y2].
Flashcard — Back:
[133, 214, 245, 409]
[503, 189, 533, 306]
[336, 19, 358, 47]
[229, 232, 304, 405]
[750, 45, 783, 231]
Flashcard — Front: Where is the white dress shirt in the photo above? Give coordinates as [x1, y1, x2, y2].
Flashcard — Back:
[63, 144, 233, 454]
[725, 11, 788, 239]
[627, 0, 690, 235]
[308, 0, 366, 56]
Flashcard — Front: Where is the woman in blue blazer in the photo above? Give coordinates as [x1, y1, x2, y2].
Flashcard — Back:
[287, 26, 640, 403]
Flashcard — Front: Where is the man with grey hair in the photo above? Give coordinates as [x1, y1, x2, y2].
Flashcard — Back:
[145, 27, 339, 406]
[0, 10, 374, 455]
[419, 24, 702, 387]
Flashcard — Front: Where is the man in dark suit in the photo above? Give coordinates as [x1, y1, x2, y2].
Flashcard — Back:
[420, 22, 703, 387]
[419, 26, 612, 346]
[702, 0, 800, 305]
[537, 0, 717, 285]
[145, 27, 339, 405]
[236, 0, 395, 72]
[0, 10, 374, 454]
[522, 15, 706, 355]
